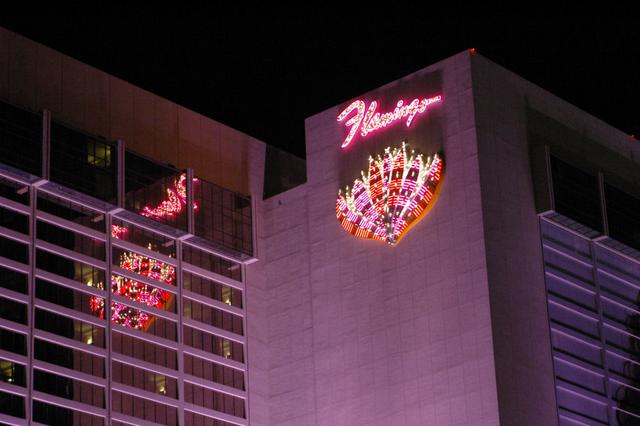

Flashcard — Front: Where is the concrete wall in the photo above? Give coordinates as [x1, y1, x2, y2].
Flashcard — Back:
[0, 27, 264, 197]
[258, 51, 500, 425]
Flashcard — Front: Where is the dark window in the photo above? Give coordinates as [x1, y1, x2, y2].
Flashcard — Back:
[0, 328, 27, 355]
[193, 176, 253, 255]
[184, 382, 245, 418]
[183, 299, 243, 335]
[0, 265, 28, 294]
[0, 175, 30, 205]
[112, 360, 178, 398]
[33, 399, 104, 426]
[184, 353, 245, 390]
[37, 220, 105, 260]
[111, 331, 178, 370]
[34, 339, 105, 378]
[605, 183, 640, 251]
[50, 121, 117, 202]
[0, 236, 28, 264]
[0, 296, 27, 325]
[183, 325, 243, 363]
[0, 100, 41, 176]
[0, 206, 29, 234]
[112, 390, 178, 426]
[551, 155, 602, 232]
[0, 390, 25, 418]
[35, 308, 105, 347]
[184, 411, 240, 426]
[36, 249, 105, 286]
[183, 272, 243, 308]
[35, 278, 104, 318]
[182, 244, 241, 282]
[34, 369, 105, 408]
[37, 191, 106, 233]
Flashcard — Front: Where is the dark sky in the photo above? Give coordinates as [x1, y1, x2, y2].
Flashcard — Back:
[2, 12, 638, 158]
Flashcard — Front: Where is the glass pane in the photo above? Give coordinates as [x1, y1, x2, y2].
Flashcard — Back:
[551, 155, 602, 232]
[193, 176, 253, 255]
[37, 191, 106, 233]
[34, 338, 105, 378]
[182, 244, 241, 282]
[34, 369, 105, 408]
[50, 121, 117, 202]
[183, 272, 242, 308]
[0, 100, 41, 176]
[0, 205, 29, 234]
[125, 150, 187, 231]
[606, 183, 640, 251]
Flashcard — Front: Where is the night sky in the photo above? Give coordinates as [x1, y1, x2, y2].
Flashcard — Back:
[2, 12, 638, 158]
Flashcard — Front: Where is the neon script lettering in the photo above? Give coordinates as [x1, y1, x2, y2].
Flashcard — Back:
[337, 95, 442, 148]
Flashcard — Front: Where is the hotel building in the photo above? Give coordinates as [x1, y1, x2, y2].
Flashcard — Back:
[0, 27, 639, 426]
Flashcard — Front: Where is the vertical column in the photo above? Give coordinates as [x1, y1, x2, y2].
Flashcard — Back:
[598, 171, 609, 236]
[105, 212, 114, 425]
[544, 145, 555, 211]
[25, 182, 37, 424]
[41, 110, 51, 180]
[176, 238, 185, 426]
[117, 140, 126, 209]
[186, 168, 195, 235]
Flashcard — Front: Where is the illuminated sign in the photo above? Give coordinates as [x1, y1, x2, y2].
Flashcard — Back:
[336, 143, 444, 245]
[337, 95, 442, 148]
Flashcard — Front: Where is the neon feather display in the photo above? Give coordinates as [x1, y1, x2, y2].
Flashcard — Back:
[336, 143, 444, 245]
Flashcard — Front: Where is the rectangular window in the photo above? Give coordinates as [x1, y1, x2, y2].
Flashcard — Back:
[35, 308, 105, 347]
[550, 155, 602, 232]
[605, 182, 640, 251]
[0, 358, 26, 387]
[112, 390, 178, 426]
[0, 235, 29, 264]
[111, 331, 178, 370]
[0, 205, 29, 234]
[34, 338, 105, 378]
[37, 191, 106, 233]
[183, 271, 242, 308]
[0, 390, 25, 419]
[37, 220, 106, 260]
[183, 299, 243, 336]
[112, 218, 176, 257]
[33, 399, 103, 426]
[34, 369, 105, 408]
[50, 121, 117, 203]
[184, 353, 245, 390]
[0, 296, 28, 325]
[36, 278, 105, 319]
[0, 175, 30, 206]
[0, 328, 27, 355]
[36, 249, 105, 288]
[0, 100, 42, 176]
[112, 360, 178, 399]
[183, 325, 243, 363]
[183, 244, 241, 282]
[0, 265, 28, 294]
[184, 382, 245, 418]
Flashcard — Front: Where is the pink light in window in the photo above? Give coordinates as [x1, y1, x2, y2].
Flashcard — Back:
[140, 173, 198, 220]
[337, 95, 442, 148]
[336, 142, 444, 245]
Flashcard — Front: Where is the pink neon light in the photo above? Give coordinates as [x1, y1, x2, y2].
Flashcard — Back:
[140, 174, 198, 220]
[337, 95, 442, 148]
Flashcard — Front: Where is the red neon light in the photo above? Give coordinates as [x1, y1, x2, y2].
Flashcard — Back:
[337, 95, 442, 148]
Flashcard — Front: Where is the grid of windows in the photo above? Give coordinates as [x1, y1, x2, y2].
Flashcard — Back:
[0, 172, 248, 425]
[542, 217, 640, 425]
